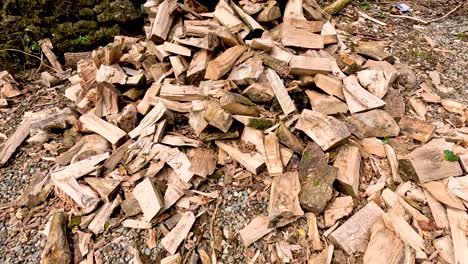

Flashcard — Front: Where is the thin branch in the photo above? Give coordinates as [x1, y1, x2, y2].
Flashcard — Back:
[0, 48, 57, 72]
[389, 14, 429, 24]
[430, 2, 464, 23]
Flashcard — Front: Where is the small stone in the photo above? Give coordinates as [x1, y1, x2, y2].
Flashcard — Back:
[144, 248, 151, 255]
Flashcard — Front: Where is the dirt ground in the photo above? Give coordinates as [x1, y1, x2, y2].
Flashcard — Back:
[0, 1, 466, 263]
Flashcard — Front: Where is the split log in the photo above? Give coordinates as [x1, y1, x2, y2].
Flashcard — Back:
[40, 212, 71, 264]
[150, 0, 176, 42]
[0, 121, 31, 167]
[384, 144, 401, 183]
[423, 189, 448, 229]
[160, 84, 204, 101]
[447, 176, 468, 202]
[52, 176, 99, 213]
[333, 145, 361, 196]
[305, 90, 348, 115]
[360, 138, 386, 157]
[169, 56, 188, 78]
[268, 171, 304, 228]
[232, 115, 274, 129]
[51, 152, 109, 180]
[96, 64, 127, 85]
[245, 38, 274, 51]
[95, 82, 119, 117]
[129, 102, 167, 138]
[84, 177, 120, 202]
[231, 1, 264, 35]
[329, 201, 384, 254]
[163, 42, 191, 57]
[306, 213, 322, 251]
[133, 177, 164, 222]
[39, 38, 63, 72]
[242, 82, 275, 103]
[263, 133, 283, 176]
[227, 57, 264, 85]
[122, 219, 152, 229]
[323, 0, 353, 15]
[161, 134, 200, 147]
[79, 112, 127, 145]
[184, 20, 239, 46]
[363, 220, 404, 264]
[324, 196, 354, 227]
[174, 33, 220, 51]
[283, 0, 305, 20]
[314, 74, 345, 100]
[408, 98, 427, 120]
[398, 138, 463, 183]
[256, 4, 281, 22]
[284, 18, 324, 33]
[421, 181, 465, 210]
[215, 140, 264, 174]
[275, 122, 305, 154]
[103, 139, 133, 173]
[383, 212, 426, 255]
[205, 45, 247, 80]
[295, 109, 350, 151]
[102, 40, 124, 65]
[187, 49, 210, 83]
[321, 22, 338, 45]
[398, 116, 436, 143]
[356, 41, 393, 62]
[203, 100, 233, 132]
[161, 211, 196, 255]
[357, 70, 397, 99]
[281, 24, 324, 49]
[239, 215, 274, 247]
[265, 68, 296, 115]
[381, 188, 430, 225]
[213, 1, 248, 34]
[447, 208, 468, 264]
[342, 75, 386, 113]
[153, 144, 194, 183]
[161, 254, 181, 264]
[88, 195, 122, 234]
[348, 109, 400, 138]
[289, 56, 333, 75]
[432, 236, 455, 264]
[220, 92, 259, 116]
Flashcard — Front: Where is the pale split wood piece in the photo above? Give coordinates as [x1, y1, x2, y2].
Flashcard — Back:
[161, 211, 196, 255]
[342, 75, 386, 113]
[239, 215, 275, 247]
[446, 208, 468, 264]
[40, 212, 71, 264]
[265, 68, 296, 115]
[263, 133, 283, 176]
[79, 112, 127, 145]
[132, 177, 164, 222]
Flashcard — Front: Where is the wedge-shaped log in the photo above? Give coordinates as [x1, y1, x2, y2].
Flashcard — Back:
[295, 109, 350, 151]
[398, 116, 435, 143]
[150, 0, 175, 42]
[363, 220, 404, 264]
[343, 75, 386, 113]
[220, 92, 259, 116]
[305, 90, 348, 115]
[205, 45, 247, 80]
[79, 112, 127, 145]
[348, 109, 400, 138]
[161, 211, 196, 255]
[398, 138, 463, 183]
[263, 133, 283, 176]
[84, 177, 120, 202]
[268, 171, 304, 228]
[265, 68, 296, 115]
[275, 122, 305, 154]
[357, 70, 396, 99]
[88, 195, 122, 235]
[133, 178, 164, 222]
[289, 56, 333, 75]
[128, 102, 167, 138]
[281, 24, 324, 49]
[215, 140, 264, 174]
[334, 145, 361, 196]
[239, 215, 274, 247]
[40, 212, 72, 264]
[160, 84, 204, 101]
[447, 208, 468, 264]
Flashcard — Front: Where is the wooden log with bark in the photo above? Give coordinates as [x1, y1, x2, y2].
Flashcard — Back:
[40, 212, 72, 264]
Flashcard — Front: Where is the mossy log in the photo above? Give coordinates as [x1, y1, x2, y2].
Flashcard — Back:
[324, 0, 353, 15]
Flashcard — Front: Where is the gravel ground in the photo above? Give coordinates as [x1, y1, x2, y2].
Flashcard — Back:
[0, 1, 466, 263]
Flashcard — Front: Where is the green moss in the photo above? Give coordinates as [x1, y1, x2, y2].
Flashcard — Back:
[248, 118, 273, 130]
[68, 216, 81, 229]
[302, 151, 312, 161]
[455, 33, 468, 40]
[79, 8, 95, 19]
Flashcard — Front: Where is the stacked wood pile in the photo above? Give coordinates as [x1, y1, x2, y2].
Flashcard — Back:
[1, 0, 468, 263]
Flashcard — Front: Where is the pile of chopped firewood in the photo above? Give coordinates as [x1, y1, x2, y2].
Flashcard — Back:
[1, 0, 468, 263]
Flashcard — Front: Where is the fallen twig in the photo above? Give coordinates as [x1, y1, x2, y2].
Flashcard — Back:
[0, 48, 57, 72]
[389, 2, 465, 25]
[359, 11, 387, 26]
[430, 2, 464, 23]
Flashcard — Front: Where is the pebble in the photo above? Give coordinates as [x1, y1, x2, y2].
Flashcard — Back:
[144, 248, 151, 255]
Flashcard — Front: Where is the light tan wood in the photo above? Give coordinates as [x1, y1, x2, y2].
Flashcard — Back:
[231, 1, 263, 33]
[187, 49, 210, 83]
[228, 57, 264, 85]
[265, 68, 296, 115]
[305, 90, 348, 115]
[275, 122, 305, 154]
[174, 33, 220, 51]
[398, 116, 435, 143]
[150, 0, 175, 42]
[203, 100, 233, 132]
[79, 112, 127, 145]
[324, 196, 354, 227]
[432, 236, 455, 264]
[0, 70, 21, 98]
[96, 64, 127, 84]
[133, 177, 164, 222]
[161, 211, 196, 255]
[363, 220, 404, 264]
[343, 75, 386, 113]
[169, 55, 188, 78]
[296, 109, 350, 151]
[383, 212, 426, 255]
[184, 20, 239, 46]
[381, 188, 430, 225]
[163, 42, 191, 56]
[263, 133, 283, 176]
[205, 45, 247, 80]
[421, 181, 465, 210]
[51, 152, 109, 181]
[289, 56, 333, 75]
[215, 140, 264, 174]
[357, 70, 397, 99]
[246, 38, 274, 51]
[213, 1, 247, 33]
[102, 40, 124, 65]
[161, 134, 200, 147]
[268, 171, 304, 228]
[284, 18, 324, 33]
[284, 0, 305, 20]
[187, 148, 217, 177]
[40, 212, 71, 264]
[242, 82, 275, 103]
[95, 82, 119, 117]
[146, 96, 192, 113]
[321, 22, 338, 44]
[384, 144, 401, 183]
[306, 213, 322, 251]
[447, 176, 468, 202]
[399, 138, 463, 183]
[329, 201, 384, 254]
[256, 4, 281, 22]
[39, 38, 63, 72]
[122, 219, 152, 229]
[84, 177, 120, 202]
[333, 145, 361, 196]
[281, 24, 324, 49]
[407, 97, 427, 120]
[160, 83, 204, 101]
[129, 102, 167, 138]
[239, 215, 275, 247]
[88, 195, 122, 234]
[423, 189, 448, 229]
[446, 208, 468, 264]
[314, 74, 345, 100]
[0, 121, 31, 167]
[220, 92, 259, 116]
[153, 144, 194, 183]
[161, 253, 181, 264]
[360, 137, 386, 157]
[52, 175, 99, 213]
